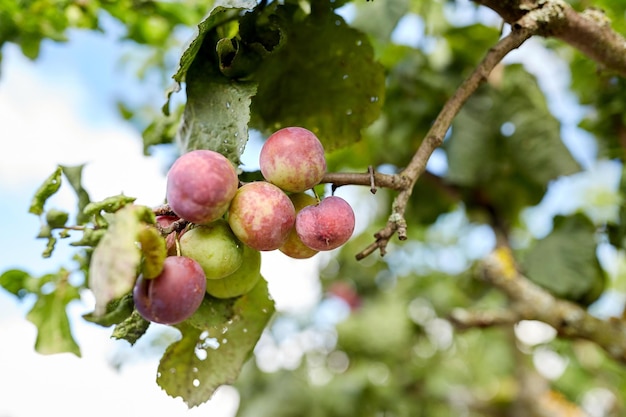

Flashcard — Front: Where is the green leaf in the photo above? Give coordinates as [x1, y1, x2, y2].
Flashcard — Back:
[60, 164, 91, 224]
[29, 166, 62, 215]
[37, 224, 52, 238]
[45, 208, 69, 229]
[521, 214, 607, 305]
[83, 293, 135, 327]
[83, 194, 137, 217]
[142, 104, 184, 153]
[42, 236, 57, 258]
[70, 228, 106, 247]
[0, 269, 37, 299]
[170, 1, 257, 84]
[178, 57, 257, 164]
[157, 277, 274, 407]
[88, 205, 145, 316]
[216, 37, 262, 78]
[26, 269, 81, 356]
[163, 1, 257, 116]
[112, 310, 151, 345]
[251, 11, 385, 151]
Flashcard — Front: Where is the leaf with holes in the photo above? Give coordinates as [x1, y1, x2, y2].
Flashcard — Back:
[157, 277, 274, 407]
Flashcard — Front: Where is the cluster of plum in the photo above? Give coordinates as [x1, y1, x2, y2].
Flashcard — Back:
[133, 127, 355, 325]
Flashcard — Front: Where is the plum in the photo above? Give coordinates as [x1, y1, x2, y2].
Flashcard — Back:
[228, 181, 296, 251]
[179, 219, 244, 279]
[205, 245, 261, 299]
[259, 127, 326, 193]
[295, 196, 355, 251]
[166, 150, 238, 224]
[279, 192, 320, 259]
[133, 256, 206, 325]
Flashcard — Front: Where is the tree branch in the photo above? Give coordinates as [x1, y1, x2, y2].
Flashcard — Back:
[354, 24, 533, 260]
[475, 0, 626, 76]
[449, 308, 520, 329]
[321, 170, 406, 192]
[479, 247, 626, 364]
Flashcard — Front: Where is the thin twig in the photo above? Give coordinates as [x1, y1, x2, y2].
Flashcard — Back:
[355, 24, 534, 260]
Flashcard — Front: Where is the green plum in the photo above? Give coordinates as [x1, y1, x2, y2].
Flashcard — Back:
[205, 245, 262, 299]
[179, 219, 244, 279]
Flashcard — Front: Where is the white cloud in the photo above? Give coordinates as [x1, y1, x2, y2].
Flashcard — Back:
[0, 49, 167, 208]
[0, 296, 239, 417]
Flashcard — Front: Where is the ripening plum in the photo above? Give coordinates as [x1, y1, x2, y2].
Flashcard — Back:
[295, 196, 355, 251]
[205, 245, 261, 299]
[279, 192, 320, 259]
[133, 256, 206, 325]
[166, 150, 239, 224]
[227, 181, 296, 251]
[259, 127, 326, 193]
[179, 219, 244, 279]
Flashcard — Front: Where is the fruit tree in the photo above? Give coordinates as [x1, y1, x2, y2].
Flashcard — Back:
[2, 0, 626, 415]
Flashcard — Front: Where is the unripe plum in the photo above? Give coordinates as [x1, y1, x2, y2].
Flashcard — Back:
[133, 256, 206, 325]
[279, 192, 320, 259]
[205, 245, 261, 299]
[228, 181, 296, 251]
[295, 196, 355, 251]
[259, 127, 326, 193]
[166, 150, 239, 224]
[179, 219, 244, 279]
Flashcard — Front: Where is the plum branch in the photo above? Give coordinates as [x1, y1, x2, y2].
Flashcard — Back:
[452, 247, 626, 364]
[337, 22, 535, 260]
[474, 0, 626, 77]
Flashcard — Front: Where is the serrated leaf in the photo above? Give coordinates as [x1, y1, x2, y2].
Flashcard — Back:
[138, 226, 167, 279]
[88, 205, 145, 316]
[83, 293, 135, 327]
[171, 1, 257, 84]
[251, 11, 385, 151]
[521, 214, 606, 305]
[26, 270, 81, 356]
[177, 61, 257, 164]
[157, 277, 274, 407]
[46, 209, 69, 228]
[29, 166, 62, 215]
[163, 1, 256, 115]
[112, 310, 151, 345]
[60, 164, 92, 224]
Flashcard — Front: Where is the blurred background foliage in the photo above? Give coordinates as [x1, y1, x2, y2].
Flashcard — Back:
[2, 0, 626, 415]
